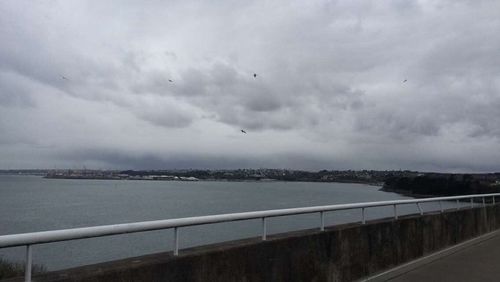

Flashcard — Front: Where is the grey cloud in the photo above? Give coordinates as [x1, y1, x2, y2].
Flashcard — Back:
[2, 0, 500, 171]
[134, 102, 195, 128]
[132, 71, 175, 96]
[244, 93, 282, 112]
[354, 111, 441, 141]
[0, 71, 36, 107]
[162, 62, 367, 131]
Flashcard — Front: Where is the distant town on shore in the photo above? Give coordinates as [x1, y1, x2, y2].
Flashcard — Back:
[2, 168, 401, 183]
[3, 169, 500, 198]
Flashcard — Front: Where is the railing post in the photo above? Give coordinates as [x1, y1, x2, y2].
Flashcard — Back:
[483, 197, 486, 208]
[173, 227, 179, 256]
[262, 217, 267, 241]
[494, 196, 496, 205]
[362, 207, 366, 224]
[320, 212, 325, 231]
[393, 204, 398, 220]
[417, 203, 423, 215]
[471, 198, 474, 209]
[439, 200, 443, 213]
[456, 199, 460, 210]
[25, 245, 32, 282]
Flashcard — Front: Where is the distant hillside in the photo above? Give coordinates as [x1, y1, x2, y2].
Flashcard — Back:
[382, 174, 500, 196]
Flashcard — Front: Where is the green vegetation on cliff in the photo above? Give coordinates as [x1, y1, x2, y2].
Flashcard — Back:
[383, 174, 500, 196]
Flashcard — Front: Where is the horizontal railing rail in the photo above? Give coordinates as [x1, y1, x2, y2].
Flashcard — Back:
[1, 193, 499, 282]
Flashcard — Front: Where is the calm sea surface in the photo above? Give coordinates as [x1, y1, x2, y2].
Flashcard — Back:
[0, 175, 458, 270]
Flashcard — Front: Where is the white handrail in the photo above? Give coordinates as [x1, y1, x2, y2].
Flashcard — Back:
[0, 193, 498, 248]
[1, 192, 499, 282]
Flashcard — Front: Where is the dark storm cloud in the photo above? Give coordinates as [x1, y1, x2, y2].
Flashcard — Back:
[53, 147, 361, 171]
[152, 62, 367, 131]
[1, 0, 500, 171]
[53, 149, 260, 170]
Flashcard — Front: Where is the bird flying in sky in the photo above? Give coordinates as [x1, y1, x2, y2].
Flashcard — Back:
[253, 73, 257, 78]
[241, 129, 247, 134]
[403, 79, 407, 83]
[168, 79, 173, 83]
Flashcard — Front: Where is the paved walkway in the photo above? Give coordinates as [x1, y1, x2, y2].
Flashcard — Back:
[365, 230, 500, 282]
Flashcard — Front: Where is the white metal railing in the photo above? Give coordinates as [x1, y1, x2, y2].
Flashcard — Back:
[1, 193, 499, 282]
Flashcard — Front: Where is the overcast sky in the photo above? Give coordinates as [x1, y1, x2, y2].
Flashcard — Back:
[1, 0, 500, 172]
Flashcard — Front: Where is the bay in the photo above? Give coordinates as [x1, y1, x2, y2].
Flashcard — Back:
[0, 175, 450, 270]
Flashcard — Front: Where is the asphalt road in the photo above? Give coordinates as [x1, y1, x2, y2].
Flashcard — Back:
[365, 230, 500, 282]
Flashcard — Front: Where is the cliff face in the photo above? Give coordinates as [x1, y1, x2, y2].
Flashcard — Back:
[382, 174, 500, 196]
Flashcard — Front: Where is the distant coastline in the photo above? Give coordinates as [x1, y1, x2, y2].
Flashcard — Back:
[40, 169, 402, 185]
[4, 170, 500, 197]
[1, 169, 408, 185]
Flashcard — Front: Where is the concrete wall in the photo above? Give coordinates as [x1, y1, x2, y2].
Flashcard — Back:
[8, 205, 500, 282]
